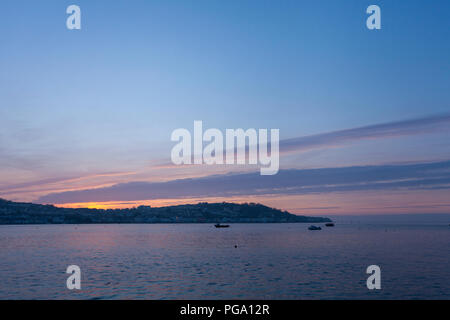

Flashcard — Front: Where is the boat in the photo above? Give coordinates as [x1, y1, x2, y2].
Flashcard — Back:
[308, 225, 322, 231]
[325, 223, 335, 227]
[214, 223, 230, 228]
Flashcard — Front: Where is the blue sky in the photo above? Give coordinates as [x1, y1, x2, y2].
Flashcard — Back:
[0, 1, 449, 214]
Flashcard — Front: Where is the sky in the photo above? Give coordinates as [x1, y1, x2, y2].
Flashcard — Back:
[0, 0, 449, 215]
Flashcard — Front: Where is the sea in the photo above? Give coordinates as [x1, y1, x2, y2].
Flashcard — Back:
[0, 214, 449, 300]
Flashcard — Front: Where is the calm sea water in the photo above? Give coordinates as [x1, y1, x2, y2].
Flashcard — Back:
[0, 216, 449, 300]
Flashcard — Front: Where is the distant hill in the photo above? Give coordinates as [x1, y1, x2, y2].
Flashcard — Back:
[0, 198, 331, 225]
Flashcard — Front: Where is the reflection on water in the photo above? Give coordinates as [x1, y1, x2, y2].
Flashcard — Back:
[0, 220, 449, 299]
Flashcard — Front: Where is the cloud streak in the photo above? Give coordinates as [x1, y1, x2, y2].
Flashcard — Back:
[37, 160, 450, 204]
[154, 113, 450, 168]
[279, 113, 450, 154]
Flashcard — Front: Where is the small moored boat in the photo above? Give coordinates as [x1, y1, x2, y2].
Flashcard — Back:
[325, 223, 335, 227]
[308, 225, 322, 231]
[215, 223, 230, 228]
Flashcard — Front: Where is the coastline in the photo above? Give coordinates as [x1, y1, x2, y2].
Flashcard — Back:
[0, 199, 331, 225]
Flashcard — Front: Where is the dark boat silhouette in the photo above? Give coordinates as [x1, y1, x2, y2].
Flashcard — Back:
[308, 225, 322, 231]
[215, 223, 230, 228]
[325, 223, 335, 227]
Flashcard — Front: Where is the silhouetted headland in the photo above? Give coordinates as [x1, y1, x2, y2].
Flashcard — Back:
[0, 198, 331, 225]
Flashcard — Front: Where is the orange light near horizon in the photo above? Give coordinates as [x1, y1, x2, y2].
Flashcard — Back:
[51, 189, 450, 215]
[55, 198, 246, 210]
[53, 195, 278, 210]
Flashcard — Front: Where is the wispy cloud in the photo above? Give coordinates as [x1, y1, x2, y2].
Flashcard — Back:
[0, 171, 136, 193]
[281, 113, 450, 153]
[37, 160, 450, 204]
[5, 114, 450, 203]
[153, 113, 450, 168]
